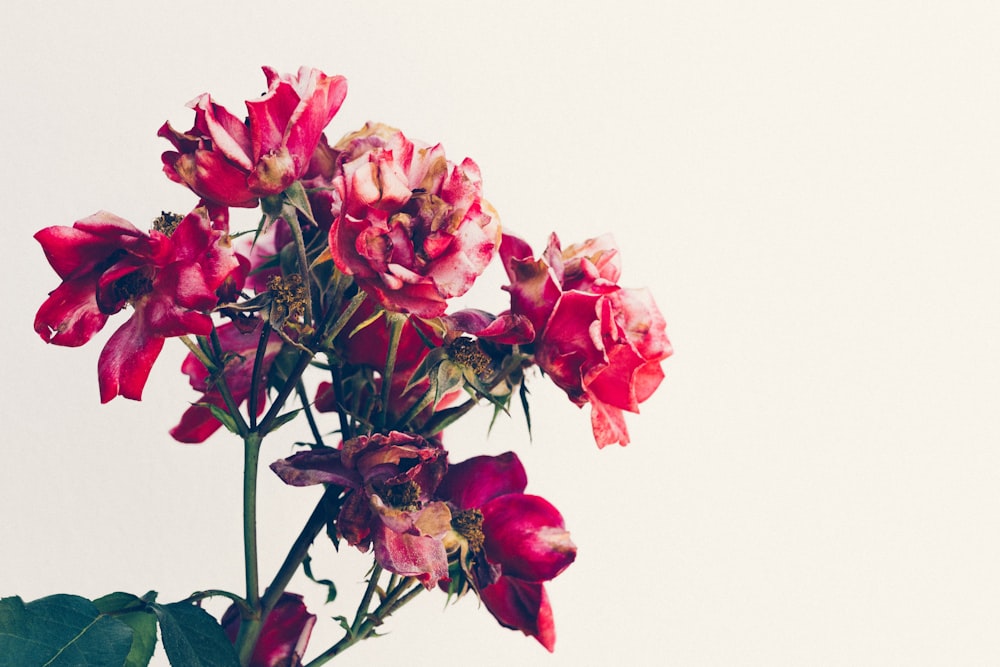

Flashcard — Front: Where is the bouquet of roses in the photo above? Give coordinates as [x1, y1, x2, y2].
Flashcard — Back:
[5, 66, 672, 666]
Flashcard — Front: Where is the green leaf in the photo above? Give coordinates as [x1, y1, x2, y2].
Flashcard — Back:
[302, 554, 338, 604]
[204, 403, 240, 436]
[94, 592, 158, 667]
[265, 408, 302, 435]
[152, 602, 239, 667]
[348, 305, 384, 338]
[435, 362, 465, 407]
[0, 594, 133, 667]
[403, 347, 448, 395]
[283, 181, 317, 225]
[519, 380, 533, 440]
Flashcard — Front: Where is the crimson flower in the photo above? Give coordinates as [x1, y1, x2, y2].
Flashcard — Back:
[34, 207, 240, 402]
[437, 452, 576, 652]
[327, 123, 501, 317]
[159, 67, 348, 207]
[222, 592, 316, 667]
[501, 233, 672, 447]
[170, 321, 283, 443]
[271, 432, 452, 588]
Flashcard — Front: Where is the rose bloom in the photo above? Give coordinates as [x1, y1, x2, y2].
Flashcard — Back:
[437, 452, 576, 652]
[327, 123, 501, 318]
[271, 432, 452, 588]
[501, 233, 672, 447]
[159, 66, 347, 207]
[34, 207, 241, 402]
[222, 592, 316, 667]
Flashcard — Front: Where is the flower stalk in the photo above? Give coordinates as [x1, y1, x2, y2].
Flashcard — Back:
[27, 63, 671, 667]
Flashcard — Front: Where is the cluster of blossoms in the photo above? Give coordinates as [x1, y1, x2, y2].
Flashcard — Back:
[33, 67, 671, 664]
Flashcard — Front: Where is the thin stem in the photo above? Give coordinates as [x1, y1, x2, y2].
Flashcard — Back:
[248, 322, 273, 430]
[258, 350, 313, 434]
[319, 290, 367, 349]
[284, 213, 313, 327]
[351, 565, 383, 636]
[179, 335, 213, 370]
[184, 590, 248, 613]
[260, 485, 342, 615]
[376, 313, 406, 432]
[303, 578, 423, 667]
[211, 328, 250, 438]
[392, 385, 435, 431]
[329, 363, 354, 440]
[296, 379, 325, 447]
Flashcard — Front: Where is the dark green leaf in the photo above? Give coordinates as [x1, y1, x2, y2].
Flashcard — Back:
[302, 554, 338, 604]
[0, 594, 133, 667]
[94, 593, 158, 667]
[519, 381, 533, 440]
[152, 602, 239, 667]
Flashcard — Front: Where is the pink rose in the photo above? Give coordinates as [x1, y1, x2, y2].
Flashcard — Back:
[501, 233, 672, 447]
[159, 67, 347, 207]
[327, 123, 501, 317]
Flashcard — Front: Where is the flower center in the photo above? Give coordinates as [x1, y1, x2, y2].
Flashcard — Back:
[378, 480, 421, 511]
[152, 211, 184, 236]
[448, 337, 491, 376]
[267, 274, 307, 322]
[451, 508, 485, 552]
[105, 270, 154, 312]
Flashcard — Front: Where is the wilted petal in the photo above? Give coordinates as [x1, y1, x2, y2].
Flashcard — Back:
[478, 578, 556, 652]
[371, 520, 450, 589]
[34, 277, 107, 346]
[438, 452, 527, 509]
[481, 494, 576, 582]
[270, 449, 361, 489]
[588, 398, 631, 448]
[97, 315, 165, 403]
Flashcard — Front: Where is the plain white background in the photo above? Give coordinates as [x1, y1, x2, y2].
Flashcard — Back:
[3, 1, 999, 665]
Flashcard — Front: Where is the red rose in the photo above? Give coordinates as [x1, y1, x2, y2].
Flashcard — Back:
[34, 207, 240, 402]
[159, 67, 347, 206]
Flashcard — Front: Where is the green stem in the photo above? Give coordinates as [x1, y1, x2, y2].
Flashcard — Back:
[260, 485, 342, 616]
[303, 577, 423, 666]
[296, 379, 325, 447]
[392, 385, 435, 431]
[179, 335, 213, 370]
[319, 290, 367, 349]
[284, 213, 313, 327]
[351, 565, 383, 636]
[258, 350, 313, 434]
[376, 313, 406, 432]
[235, 431, 263, 665]
[248, 322, 273, 430]
[210, 328, 250, 438]
[329, 363, 354, 440]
